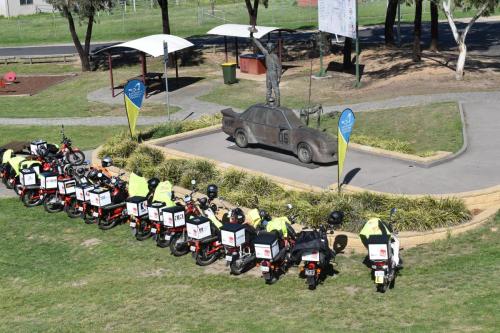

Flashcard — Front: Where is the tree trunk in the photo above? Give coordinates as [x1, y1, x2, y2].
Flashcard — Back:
[83, 12, 94, 71]
[413, 0, 422, 62]
[63, 6, 90, 72]
[384, 0, 399, 46]
[245, 0, 259, 27]
[158, 0, 171, 34]
[343, 37, 353, 69]
[430, 1, 439, 51]
[456, 40, 466, 80]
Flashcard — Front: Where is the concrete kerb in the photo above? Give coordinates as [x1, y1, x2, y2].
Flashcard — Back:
[92, 142, 499, 253]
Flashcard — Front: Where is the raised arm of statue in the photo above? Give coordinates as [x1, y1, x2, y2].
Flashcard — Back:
[252, 37, 268, 56]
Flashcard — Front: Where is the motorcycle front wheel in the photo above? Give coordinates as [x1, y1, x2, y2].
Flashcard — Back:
[67, 151, 85, 166]
[169, 233, 189, 257]
[44, 193, 63, 213]
[21, 189, 43, 207]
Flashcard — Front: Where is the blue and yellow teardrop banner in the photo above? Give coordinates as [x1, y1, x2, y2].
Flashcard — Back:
[124, 79, 146, 138]
[338, 108, 356, 191]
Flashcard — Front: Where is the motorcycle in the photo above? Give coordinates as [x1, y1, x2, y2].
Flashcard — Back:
[185, 183, 225, 265]
[292, 211, 344, 290]
[167, 180, 203, 256]
[361, 208, 402, 293]
[220, 208, 257, 275]
[254, 208, 297, 284]
[59, 125, 86, 166]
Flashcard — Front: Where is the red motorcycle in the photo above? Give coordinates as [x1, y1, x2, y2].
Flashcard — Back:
[89, 173, 129, 230]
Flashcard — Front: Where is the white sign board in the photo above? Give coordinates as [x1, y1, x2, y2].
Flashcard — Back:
[318, 0, 357, 39]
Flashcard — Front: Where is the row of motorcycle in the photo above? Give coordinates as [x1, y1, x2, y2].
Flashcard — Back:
[0, 135, 401, 292]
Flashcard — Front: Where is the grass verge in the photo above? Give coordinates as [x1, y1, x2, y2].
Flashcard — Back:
[0, 197, 497, 332]
[315, 102, 464, 156]
[0, 125, 134, 151]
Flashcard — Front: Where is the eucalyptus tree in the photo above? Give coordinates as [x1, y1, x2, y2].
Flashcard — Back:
[48, 0, 113, 71]
[442, 0, 499, 79]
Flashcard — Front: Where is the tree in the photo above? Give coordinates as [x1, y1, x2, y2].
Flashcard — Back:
[413, 0, 423, 61]
[48, 0, 113, 72]
[245, 0, 269, 27]
[442, 0, 498, 79]
[430, 0, 439, 51]
[157, 0, 170, 34]
[384, 0, 399, 46]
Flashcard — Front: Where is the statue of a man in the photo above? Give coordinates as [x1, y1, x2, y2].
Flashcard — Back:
[251, 35, 282, 107]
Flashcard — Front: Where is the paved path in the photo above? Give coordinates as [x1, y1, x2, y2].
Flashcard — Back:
[1, 90, 498, 126]
[1, 20, 499, 57]
[161, 93, 500, 195]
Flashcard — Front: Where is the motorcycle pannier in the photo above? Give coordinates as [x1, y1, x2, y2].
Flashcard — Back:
[30, 140, 47, 156]
[186, 216, 211, 239]
[76, 184, 94, 202]
[89, 187, 112, 207]
[39, 172, 58, 189]
[148, 202, 166, 222]
[162, 206, 185, 227]
[20, 168, 37, 186]
[58, 178, 76, 195]
[126, 196, 148, 217]
[221, 223, 246, 247]
[254, 232, 280, 260]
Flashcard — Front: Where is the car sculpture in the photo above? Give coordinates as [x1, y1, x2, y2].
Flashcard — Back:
[221, 104, 337, 164]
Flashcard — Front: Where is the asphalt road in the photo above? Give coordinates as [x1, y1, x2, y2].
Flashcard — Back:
[161, 96, 500, 195]
[0, 20, 499, 57]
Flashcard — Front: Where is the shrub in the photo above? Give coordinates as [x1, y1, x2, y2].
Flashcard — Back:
[126, 145, 165, 177]
[98, 132, 138, 167]
[351, 134, 413, 155]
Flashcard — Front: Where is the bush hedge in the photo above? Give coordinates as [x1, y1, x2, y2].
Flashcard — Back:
[100, 140, 471, 232]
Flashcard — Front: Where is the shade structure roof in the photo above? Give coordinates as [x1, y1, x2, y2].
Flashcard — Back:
[207, 24, 281, 39]
[97, 34, 194, 57]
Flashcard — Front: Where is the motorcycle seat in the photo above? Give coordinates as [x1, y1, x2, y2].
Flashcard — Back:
[100, 202, 126, 211]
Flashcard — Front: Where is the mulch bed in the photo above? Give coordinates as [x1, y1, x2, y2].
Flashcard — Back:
[0, 75, 75, 96]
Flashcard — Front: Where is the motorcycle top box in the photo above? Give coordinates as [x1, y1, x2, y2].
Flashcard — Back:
[58, 178, 76, 195]
[162, 205, 186, 227]
[89, 187, 112, 207]
[20, 168, 37, 186]
[148, 202, 166, 222]
[126, 196, 148, 217]
[75, 184, 94, 202]
[367, 235, 392, 261]
[221, 223, 247, 247]
[254, 232, 280, 261]
[186, 216, 212, 240]
[30, 139, 47, 156]
[39, 172, 58, 189]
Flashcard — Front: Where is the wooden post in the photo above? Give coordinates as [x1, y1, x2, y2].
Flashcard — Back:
[140, 52, 147, 83]
[108, 53, 115, 98]
[235, 37, 239, 67]
[224, 36, 228, 62]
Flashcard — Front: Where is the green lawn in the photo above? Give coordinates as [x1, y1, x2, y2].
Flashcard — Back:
[0, 125, 132, 151]
[0, 0, 498, 46]
[318, 102, 464, 156]
[0, 197, 497, 332]
[0, 65, 180, 118]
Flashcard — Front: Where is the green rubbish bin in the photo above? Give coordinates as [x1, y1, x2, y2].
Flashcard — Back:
[221, 62, 237, 84]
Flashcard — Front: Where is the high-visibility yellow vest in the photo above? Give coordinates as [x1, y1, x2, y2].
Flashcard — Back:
[266, 216, 290, 238]
[128, 172, 149, 197]
[152, 180, 174, 207]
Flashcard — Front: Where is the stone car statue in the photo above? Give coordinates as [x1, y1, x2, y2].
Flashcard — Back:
[221, 104, 337, 164]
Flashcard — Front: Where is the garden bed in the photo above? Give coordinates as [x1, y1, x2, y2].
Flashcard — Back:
[0, 74, 75, 96]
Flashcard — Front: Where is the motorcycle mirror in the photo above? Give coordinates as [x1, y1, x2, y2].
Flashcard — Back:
[191, 179, 196, 185]
[287, 203, 293, 210]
